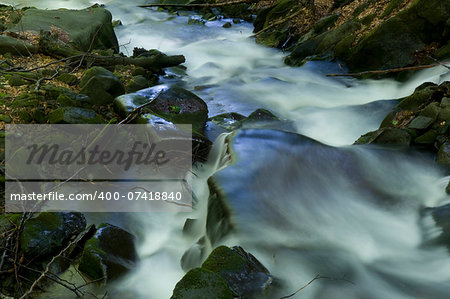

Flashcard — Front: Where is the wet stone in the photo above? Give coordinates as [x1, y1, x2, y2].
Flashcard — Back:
[408, 116, 434, 129]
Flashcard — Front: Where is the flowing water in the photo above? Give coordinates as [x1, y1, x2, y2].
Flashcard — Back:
[4, 0, 450, 298]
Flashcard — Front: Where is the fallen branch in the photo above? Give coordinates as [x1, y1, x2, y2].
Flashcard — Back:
[326, 63, 442, 77]
[39, 33, 185, 70]
[35, 68, 60, 90]
[427, 55, 450, 71]
[138, 0, 256, 8]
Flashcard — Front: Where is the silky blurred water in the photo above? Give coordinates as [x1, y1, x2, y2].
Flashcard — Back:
[3, 1, 450, 298]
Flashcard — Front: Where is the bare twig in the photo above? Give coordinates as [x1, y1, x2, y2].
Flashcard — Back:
[138, 0, 256, 8]
[280, 275, 354, 299]
[35, 68, 60, 90]
[118, 89, 163, 124]
[426, 55, 450, 71]
[326, 63, 442, 77]
[72, 24, 104, 73]
[19, 238, 79, 299]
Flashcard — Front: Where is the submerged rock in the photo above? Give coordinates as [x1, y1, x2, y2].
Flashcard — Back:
[78, 223, 138, 281]
[209, 109, 282, 132]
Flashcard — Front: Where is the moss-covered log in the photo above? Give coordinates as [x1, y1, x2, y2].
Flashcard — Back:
[38, 32, 185, 69]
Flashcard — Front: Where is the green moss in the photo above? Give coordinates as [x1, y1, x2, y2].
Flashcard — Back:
[78, 237, 106, 281]
[360, 13, 376, 25]
[381, 0, 405, 18]
[334, 34, 356, 60]
[397, 86, 437, 112]
[19, 212, 64, 254]
[353, 1, 370, 17]
[202, 246, 247, 274]
[7, 74, 29, 86]
[0, 114, 12, 123]
[313, 14, 339, 34]
[435, 42, 450, 60]
[171, 268, 233, 299]
[57, 72, 79, 85]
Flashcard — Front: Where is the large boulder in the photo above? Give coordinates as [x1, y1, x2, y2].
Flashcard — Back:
[7, 6, 119, 52]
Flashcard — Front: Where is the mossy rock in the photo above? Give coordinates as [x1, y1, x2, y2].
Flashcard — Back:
[201, 246, 273, 297]
[42, 85, 91, 105]
[57, 73, 79, 86]
[419, 102, 441, 120]
[171, 268, 234, 299]
[78, 223, 138, 282]
[313, 14, 339, 34]
[381, 0, 405, 18]
[48, 107, 105, 124]
[12, 93, 42, 108]
[20, 212, 86, 258]
[360, 13, 376, 25]
[114, 85, 208, 133]
[7, 74, 29, 86]
[355, 128, 412, 146]
[415, 129, 438, 144]
[80, 66, 125, 105]
[407, 116, 434, 130]
[7, 7, 119, 52]
[244, 108, 279, 122]
[396, 85, 438, 112]
[284, 36, 325, 66]
[317, 20, 361, 54]
[126, 75, 150, 93]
